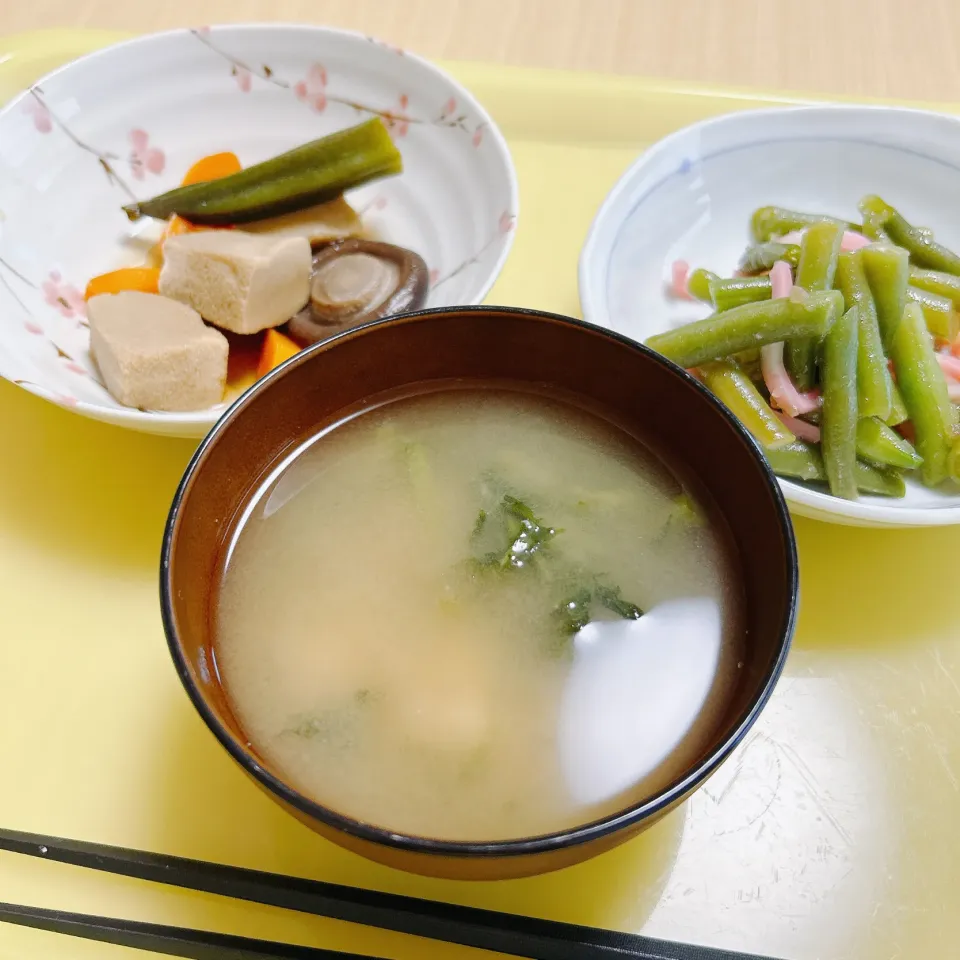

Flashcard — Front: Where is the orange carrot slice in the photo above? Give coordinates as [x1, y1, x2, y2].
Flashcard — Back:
[164, 215, 195, 238]
[180, 151, 242, 186]
[257, 329, 302, 378]
[159, 154, 242, 246]
[84, 266, 161, 301]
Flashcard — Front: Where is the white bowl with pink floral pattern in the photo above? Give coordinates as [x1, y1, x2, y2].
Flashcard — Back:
[0, 24, 518, 436]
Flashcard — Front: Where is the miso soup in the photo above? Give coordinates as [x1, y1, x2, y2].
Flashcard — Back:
[215, 387, 743, 841]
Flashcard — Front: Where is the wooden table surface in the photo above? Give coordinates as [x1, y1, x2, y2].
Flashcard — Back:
[3, 0, 960, 103]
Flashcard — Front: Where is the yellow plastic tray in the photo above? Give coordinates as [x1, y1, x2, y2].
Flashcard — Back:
[2, 29, 959, 960]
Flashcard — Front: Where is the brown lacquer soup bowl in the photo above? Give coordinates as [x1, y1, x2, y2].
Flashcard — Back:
[160, 306, 798, 880]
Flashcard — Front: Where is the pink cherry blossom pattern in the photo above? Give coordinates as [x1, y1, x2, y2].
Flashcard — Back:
[294, 64, 328, 112]
[195, 24, 212, 35]
[498, 212, 516, 234]
[366, 36, 405, 56]
[232, 65, 253, 92]
[42, 271, 86, 318]
[58, 394, 78, 407]
[373, 196, 388, 211]
[24, 321, 43, 335]
[22, 96, 52, 134]
[129, 129, 166, 180]
[428, 268, 440, 285]
[439, 97, 457, 120]
[385, 94, 411, 139]
[472, 123, 487, 148]
[65, 361, 88, 376]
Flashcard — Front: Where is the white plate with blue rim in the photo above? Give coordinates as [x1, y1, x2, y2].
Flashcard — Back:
[0, 24, 517, 437]
[579, 104, 960, 527]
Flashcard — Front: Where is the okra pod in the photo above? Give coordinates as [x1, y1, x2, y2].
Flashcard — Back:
[765, 441, 906, 497]
[835, 251, 894, 421]
[855, 417, 923, 471]
[123, 118, 402, 225]
[820, 306, 860, 499]
[699, 361, 795, 450]
[645, 290, 841, 369]
[906, 287, 959, 342]
[861, 243, 909, 349]
[788, 222, 845, 388]
[750, 206, 853, 244]
[889, 303, 956, 486]
[861, 195, 960, 276]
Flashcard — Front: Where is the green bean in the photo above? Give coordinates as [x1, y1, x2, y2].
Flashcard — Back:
[123, 118, 402, 224]
[787, 222, 845, 388]
[699, 361, 795, 450]
[687, 268, 718, 304]
[710, 276, 771, 312]
[861, 243, 909, 349]
[852, 461, 907, 498]
[796, 221, 845, 292]
[765, 441, 825, 482]
[859, 195, 895, 228]
[644, 290, 841, 369]
[889, 303, 956, 486]
[906, 287, 959, 341]
[861, 195, 960, 276]
[765, 442, 906, 497]
[855, 417, 923, 471]
[738, 242, 801, 275]
[948, 437, 960, 486]
[820, 306, 860, 499]
[887, 382, 909, 427]
[835, 251, 894, 421]
[750, 206, 853, 244]
[908, 267, 960, 309]
[859, 208, 888, 242]
[731, 348, 763, 382]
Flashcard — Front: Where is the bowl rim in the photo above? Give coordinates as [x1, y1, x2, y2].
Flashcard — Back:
[0, 21, 519, 433]
[578, 102, 960, 528]
[160, 304, 799, 859]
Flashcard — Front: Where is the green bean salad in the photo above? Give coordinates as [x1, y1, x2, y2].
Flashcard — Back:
[648, 197, 960, 500]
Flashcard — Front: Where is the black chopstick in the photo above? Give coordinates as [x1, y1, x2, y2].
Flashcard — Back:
[0, 901, 376, 959]
[0, 828, 780, 960]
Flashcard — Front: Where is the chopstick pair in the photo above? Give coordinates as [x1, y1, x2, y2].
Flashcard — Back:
[0, 827, 781, 960]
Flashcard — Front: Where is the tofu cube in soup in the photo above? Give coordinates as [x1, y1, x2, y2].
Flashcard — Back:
[159, 232, 312, 334]
[88, 291, 228, 411]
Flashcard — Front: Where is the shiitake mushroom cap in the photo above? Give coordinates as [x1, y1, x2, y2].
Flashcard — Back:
[287, 238, 429, 345]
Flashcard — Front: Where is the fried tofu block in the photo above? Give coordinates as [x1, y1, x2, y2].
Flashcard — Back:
[88, 291, 228, 411]
[238, 197, 362, 244]
[159, 231, 311, 335]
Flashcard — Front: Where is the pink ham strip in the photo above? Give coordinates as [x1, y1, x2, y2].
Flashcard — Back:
[779, 229, 868, 252]
[670, 259, 694, 300]
[935, 352, 960, 380]
[770, 260, 792, 300]
[776, 411, 821, 443]
[760, 262, 821, 417]
[840, 230, 870, 252]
